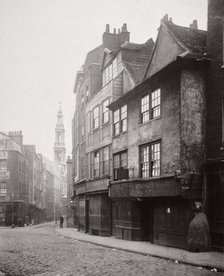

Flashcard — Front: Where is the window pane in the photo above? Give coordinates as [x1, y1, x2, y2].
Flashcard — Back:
[103, 99, 109, 124]
[151, 142, 160, 177]
[121, 105, 127, 120]
[93, 106, 99, 129]
[114, 110, 120, 123]
[121, 105, 127, 132]
[114, 109, 120, 135]
[113, 154, 120, 168]
[121, 152, 127, 168]
[151, 89, 161, 119]
[94, 151, 100, 177]
[141, 95, 150, 123]
[103, 147, 109, 161]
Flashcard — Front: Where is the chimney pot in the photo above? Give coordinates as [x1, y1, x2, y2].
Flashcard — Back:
[190, 20, 198, 30]
[113, 28, 116, 34]
[161, 14, 169, 24]
[105, 24, 110, 33]
[118, 28, 120, 34]
[123, 23, 127, 32]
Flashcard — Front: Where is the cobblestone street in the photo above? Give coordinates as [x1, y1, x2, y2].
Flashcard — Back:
[0, 224, 222, 276]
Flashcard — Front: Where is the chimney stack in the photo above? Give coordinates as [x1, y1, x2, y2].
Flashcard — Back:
[161, 14, 170, 24]
[105, 24, 110, 33]
[189, 20, 198, 30]
[122, 23, 128, 32]
[102, 23, 130, 51]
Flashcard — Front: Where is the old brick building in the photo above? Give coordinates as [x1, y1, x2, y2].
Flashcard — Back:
[72, 0, 224, 251]
[0, 131, 30, 226]
[108, 16, 207, 248]
[72, 24, 154, 235]
[204, 0, 224, 251]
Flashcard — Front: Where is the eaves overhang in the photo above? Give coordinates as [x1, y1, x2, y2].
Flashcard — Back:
[108, 56, 210, 111]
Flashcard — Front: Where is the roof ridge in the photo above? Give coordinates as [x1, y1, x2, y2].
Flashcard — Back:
[165, 21, 207, 33]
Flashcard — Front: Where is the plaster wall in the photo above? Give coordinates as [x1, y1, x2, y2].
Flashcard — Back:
[112, 73, 181, 178]
[147, 25, 184, 78]
[180, 70, 205, 173]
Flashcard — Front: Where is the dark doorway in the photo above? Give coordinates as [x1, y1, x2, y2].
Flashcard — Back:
[206, 160, 224, 251]
[142, 199, 153, 242]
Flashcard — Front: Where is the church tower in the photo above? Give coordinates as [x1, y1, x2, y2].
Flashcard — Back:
[54, 103, 66, 165]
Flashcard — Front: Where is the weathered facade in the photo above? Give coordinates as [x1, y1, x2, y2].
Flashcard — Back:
[0, 132, 45, 226]
[72, 24, 154, 236]
[108, 17, 207, 248]
[71, 0, 224, 251]
[204, 0, 224, 251]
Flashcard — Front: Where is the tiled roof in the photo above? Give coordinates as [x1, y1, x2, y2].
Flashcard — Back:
[0, 132, 22, 153]
[83, 45, 104, 73]
[165, 22, 207, 58]
[121, 38, 154, 84]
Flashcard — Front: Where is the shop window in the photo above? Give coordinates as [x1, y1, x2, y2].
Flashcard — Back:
[113, 151, 128, 180]
[140, 141, 160, 178]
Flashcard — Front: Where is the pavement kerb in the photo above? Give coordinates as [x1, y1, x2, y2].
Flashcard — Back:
[55, 226, 224, 273]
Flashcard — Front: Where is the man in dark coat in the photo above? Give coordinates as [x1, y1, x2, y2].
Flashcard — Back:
[60, 216, 64, 228]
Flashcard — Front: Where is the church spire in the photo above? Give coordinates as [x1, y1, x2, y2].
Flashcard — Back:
[54, 102, 66, 165]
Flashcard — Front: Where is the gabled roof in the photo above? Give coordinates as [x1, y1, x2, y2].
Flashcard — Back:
[0, 132, 22, 153]
[144, 21, 207, 80]
[121, 38, 154, 85]
[165, 22, 207, 58]
[83, 45, 104, 73]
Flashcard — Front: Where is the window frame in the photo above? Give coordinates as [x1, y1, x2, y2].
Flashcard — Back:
[140, 141, 161, 178]
[113, 105, 127, 136]
[93, 105, 100, 130]
[0, 183, 7, 196]
[93, 151, 100, 178]
[102, 146, 110, 175]
[141, 88, 161, 124]
[102, 98, 110, 125]
[113, 151, 128, 180]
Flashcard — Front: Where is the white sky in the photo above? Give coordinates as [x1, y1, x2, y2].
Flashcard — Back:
[0, 0, 207, 160]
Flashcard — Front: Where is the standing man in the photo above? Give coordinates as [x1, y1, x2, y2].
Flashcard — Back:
[60, 215, 64, 228]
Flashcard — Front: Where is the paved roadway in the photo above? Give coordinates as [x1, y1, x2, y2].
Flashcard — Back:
[0, 224, 222, 276]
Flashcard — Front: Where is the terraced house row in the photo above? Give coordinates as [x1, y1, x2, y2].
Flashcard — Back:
[0, 106, 68, 226]
[71, 0, 224, 251]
